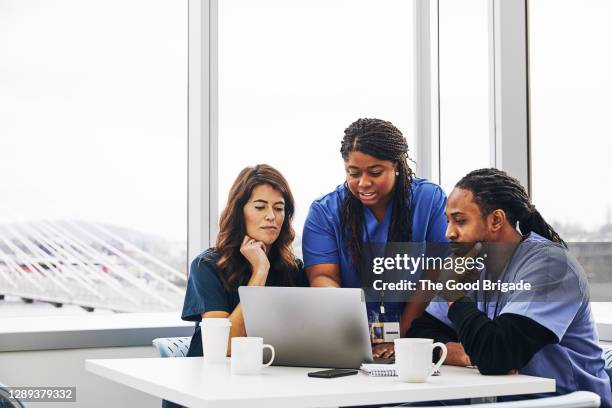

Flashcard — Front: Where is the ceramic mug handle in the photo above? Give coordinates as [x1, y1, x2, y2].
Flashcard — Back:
[262, 344, 275, 367]
[431, 342, 448, 375]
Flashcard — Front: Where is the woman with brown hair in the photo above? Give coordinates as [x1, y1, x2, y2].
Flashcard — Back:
[181, 164, 308, 357]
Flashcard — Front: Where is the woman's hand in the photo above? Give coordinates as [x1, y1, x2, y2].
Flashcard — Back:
[240, 235, 270, 276]
[372, 343, 395, 359]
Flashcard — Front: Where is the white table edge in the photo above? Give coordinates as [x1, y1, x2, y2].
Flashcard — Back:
[85, 359, 557, 408]
[85, 359, 205, 408]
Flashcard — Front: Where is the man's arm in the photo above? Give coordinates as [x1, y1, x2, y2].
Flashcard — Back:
[400, 301, 428, 337]
[448, 297, 558, 375]
[406, 311, 471, 366]
[306, 264, 341, 287]
[406, 311, 457, 343]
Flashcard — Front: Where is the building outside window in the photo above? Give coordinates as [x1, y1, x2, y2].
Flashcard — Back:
[0, 0, 188, 316]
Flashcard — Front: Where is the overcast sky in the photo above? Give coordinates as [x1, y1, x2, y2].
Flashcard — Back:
[1, 0, 610, 245]
[0, 0, 188, 240]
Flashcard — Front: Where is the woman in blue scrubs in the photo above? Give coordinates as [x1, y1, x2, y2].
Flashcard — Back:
[181, 164, 308, 358]
[302, 118, 448, 358]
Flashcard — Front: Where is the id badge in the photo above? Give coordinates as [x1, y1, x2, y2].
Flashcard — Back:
[383, 322, 400, 342]
[370, 321, 400, 343]
[369, 307, 402, 344]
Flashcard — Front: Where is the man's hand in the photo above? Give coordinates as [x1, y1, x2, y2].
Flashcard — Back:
[440, 242, 483, 303]
[372, 343, 395, 359]
[443, 342, 472, 367]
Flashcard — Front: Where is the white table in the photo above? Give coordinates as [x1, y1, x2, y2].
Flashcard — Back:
[86, 357, 555, 408]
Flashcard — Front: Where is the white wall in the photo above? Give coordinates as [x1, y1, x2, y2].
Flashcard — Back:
[0, 346, 160, 408]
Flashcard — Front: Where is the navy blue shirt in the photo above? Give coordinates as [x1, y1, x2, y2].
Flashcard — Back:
[181, 248, 308, 357]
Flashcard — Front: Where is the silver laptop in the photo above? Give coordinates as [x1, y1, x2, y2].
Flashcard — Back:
[239, 286, 374, 369]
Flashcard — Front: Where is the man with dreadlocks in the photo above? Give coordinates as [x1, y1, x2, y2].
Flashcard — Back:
[302, 118, 448, 359]
[408, 168, 611, 406]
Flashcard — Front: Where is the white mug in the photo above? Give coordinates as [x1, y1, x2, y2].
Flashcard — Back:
[201, 318, 232, 364]
[230, 337, 275, 375]
[394, 338, 447, 382]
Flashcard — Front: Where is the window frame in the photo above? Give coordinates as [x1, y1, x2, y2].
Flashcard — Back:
[5, 0, 610, 350]
[414, 0, 440, 183]
[420, 0, 611, 339]
[489, 0, 611, 338]
[188, 0, 219, 260]
[0, 0, 213, 351]
[521, 0, 611, 338]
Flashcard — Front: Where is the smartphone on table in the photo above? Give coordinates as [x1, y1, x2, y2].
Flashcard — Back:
[307, 369, 359, 378]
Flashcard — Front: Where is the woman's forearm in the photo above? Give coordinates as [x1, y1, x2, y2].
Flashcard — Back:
[305, 264, 341, 287]
[400, 301, 428, 336]
[226, 304, 247, 353]
[247, 266, 269, 286]
[226, 268, 269, 354]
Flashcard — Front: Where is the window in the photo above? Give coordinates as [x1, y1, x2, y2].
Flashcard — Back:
[529, 0, 612, 320]
[0, 0, 188, 316]
[217, 0, 417, 254]
[438, 0, 491, 194]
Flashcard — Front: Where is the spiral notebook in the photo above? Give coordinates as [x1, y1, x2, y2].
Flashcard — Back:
[360, 364, 442, 377]
[359, 363, 397, 377]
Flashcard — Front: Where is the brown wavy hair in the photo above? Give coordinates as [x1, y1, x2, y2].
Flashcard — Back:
[211, 164, 299, 290]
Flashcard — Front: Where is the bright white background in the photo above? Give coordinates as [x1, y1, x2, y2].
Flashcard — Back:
[218, 0, 416, 246]
[0, 0, 188, 242]
[529, 0, 612, 238]
[439, 0, 490, 194]
[1, 0, 611, 320]
[3, 1, 610, 247]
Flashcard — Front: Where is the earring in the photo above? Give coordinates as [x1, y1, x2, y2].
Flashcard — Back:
[395, 172, 399, 176]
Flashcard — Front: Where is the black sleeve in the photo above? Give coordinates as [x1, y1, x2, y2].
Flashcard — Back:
[448, 297, 559, 375]
[406, 311, 459, 344]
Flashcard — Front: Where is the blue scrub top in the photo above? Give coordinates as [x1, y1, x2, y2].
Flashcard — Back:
[181, 249, 309, 357]
[426, 232, 612, 406]
[302, 178, 448, 321]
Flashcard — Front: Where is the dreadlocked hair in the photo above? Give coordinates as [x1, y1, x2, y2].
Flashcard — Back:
[340, 118, 415, 269]
[456, 168, 566, 247]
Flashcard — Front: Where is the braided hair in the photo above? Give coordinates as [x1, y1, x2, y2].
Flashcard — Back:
[456, 168, 566, 247]
[340, 118, 414, 269]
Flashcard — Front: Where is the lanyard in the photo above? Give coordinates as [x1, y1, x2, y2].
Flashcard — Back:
[477, 250, 516, 319]
[364, 225, 387, 314]
[479, 241, 522, 319]
[479, 276, 501, 319]
[474, 265, 502, 319]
